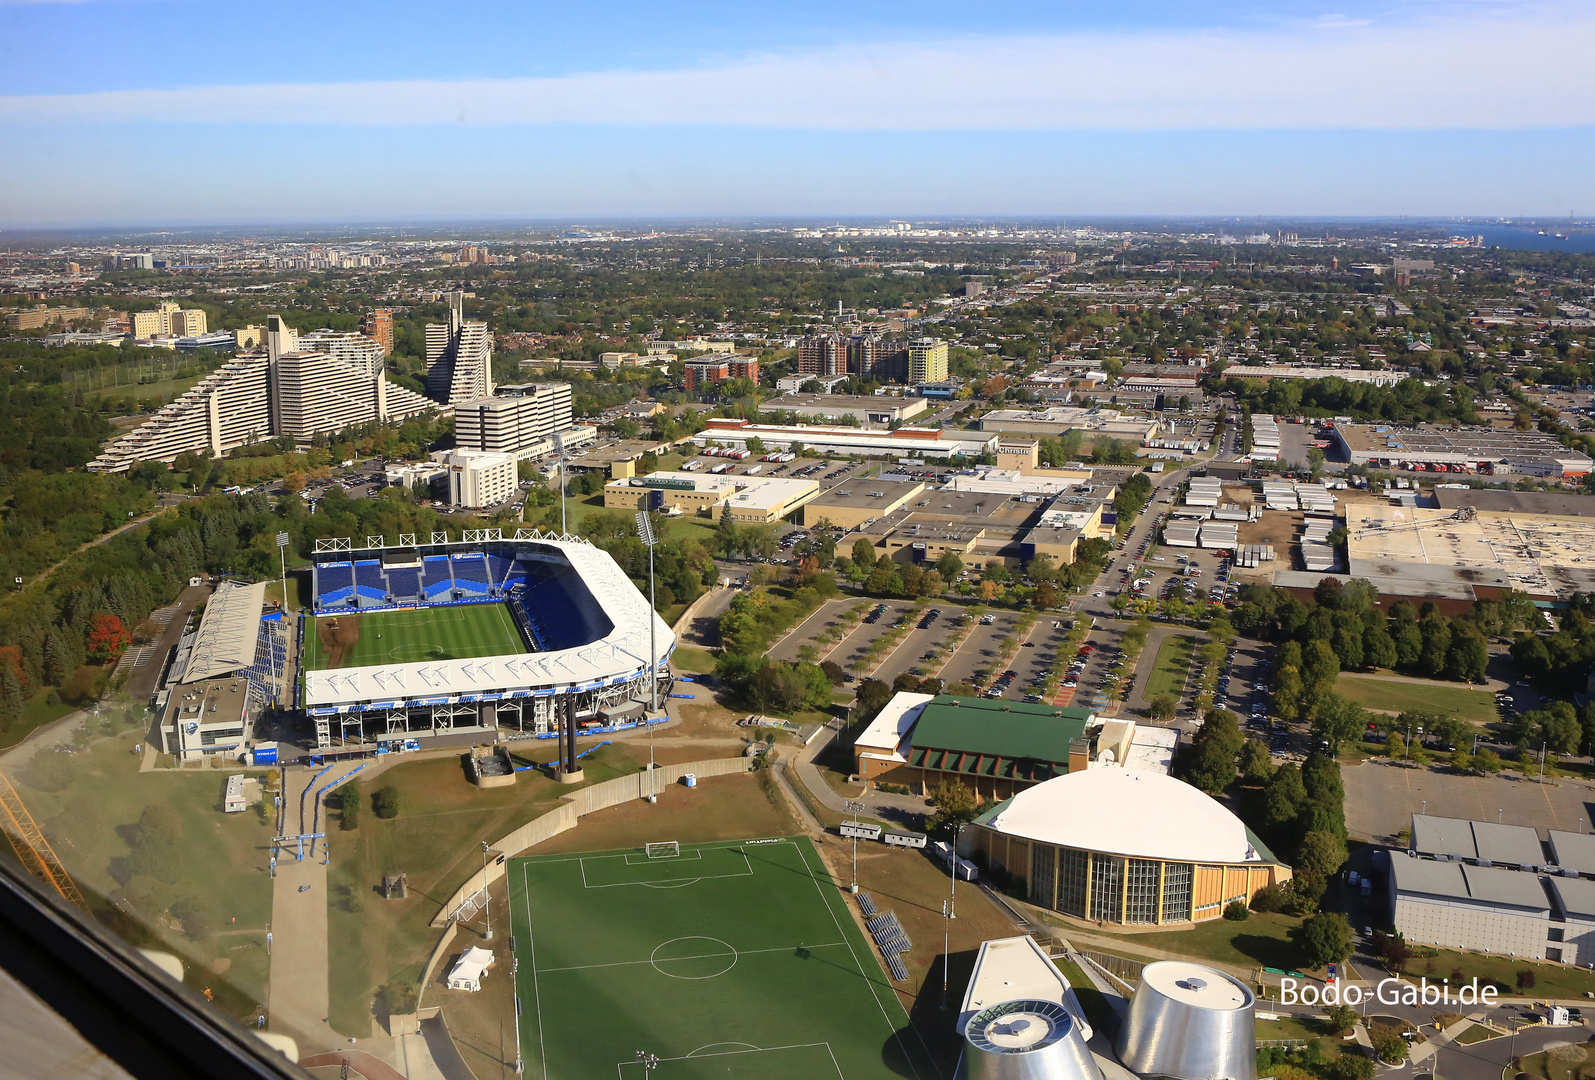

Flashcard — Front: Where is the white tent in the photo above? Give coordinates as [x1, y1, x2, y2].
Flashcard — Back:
[446, 946, 494, 992]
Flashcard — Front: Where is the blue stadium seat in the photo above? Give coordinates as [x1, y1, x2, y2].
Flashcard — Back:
[386, 564, 421, 598]
[354, 560, 387, 602]
[316, 562, 354, 609]
[484, 554, 515, 588]
[452, 554, 492, 596]
[421, 556, 454, 600]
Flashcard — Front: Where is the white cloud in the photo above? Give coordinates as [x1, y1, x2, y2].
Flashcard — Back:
[1, 9, 1592, 130]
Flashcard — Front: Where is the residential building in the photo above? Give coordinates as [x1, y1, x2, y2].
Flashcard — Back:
[797, 333, 850, 376]
[426, 290, 494, 404]
[446, 450, 519, 508]
[908, 337, 949, 383]
[683, 354, 759, 391]
[5, 305, 92, 330]
[359, 308, 393, 355]
[170, 308, 207, 337]
[130, 301, 210, 340]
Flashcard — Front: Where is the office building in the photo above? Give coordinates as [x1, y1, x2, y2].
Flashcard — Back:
[602, 471, 820, 525]
[426, 291, 494, 404]
[5, 305, 93, 330]
[131, 301, 209, 340]
[453, 384, 577, 459]
[359, 308, 393, 355]
[908, 337, 948, 383]
[446, 450, 519, 508]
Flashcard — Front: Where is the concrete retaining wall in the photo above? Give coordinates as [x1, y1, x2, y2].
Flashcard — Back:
[430, 756, 752, 926]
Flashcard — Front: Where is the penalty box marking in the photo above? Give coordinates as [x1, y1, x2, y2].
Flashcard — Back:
[614, 1041, 845, 1080]
[579, 848, 752, 889]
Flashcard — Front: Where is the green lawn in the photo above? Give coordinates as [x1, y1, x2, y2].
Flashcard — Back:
[1454, 1023, 1503, 1046]
[0, 691, 77, 750]
[1053, 956, 1120, 1035]
[303, 603, 524, 670]
[1333, 674, 1498, 723]
[1085, 910, 1308, 973]
[1145, 634, 1198, 701]
[1413, 946, 1595, 1000]
[508, 837, 939, 1080]
[672, 646, 717, 674]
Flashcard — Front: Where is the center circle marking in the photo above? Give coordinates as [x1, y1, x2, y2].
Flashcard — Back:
[649, 936, 738, 980]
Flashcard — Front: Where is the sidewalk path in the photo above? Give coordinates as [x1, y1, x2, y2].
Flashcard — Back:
[268, 767, 338, 1051]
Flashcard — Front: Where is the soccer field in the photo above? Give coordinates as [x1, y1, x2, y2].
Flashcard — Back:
[301, 603, 525, 670]
[508, 837, 941, 1080]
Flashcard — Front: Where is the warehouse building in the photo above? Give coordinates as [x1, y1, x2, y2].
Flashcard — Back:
[964, 769, 1290, 926]
[692, 417, 997, 460]
[1332, 424, 1593, 477]
[979, 406, 1160, 443]
[797, 479, 927, 529]
[768, 393, 929, 426]
[603, 470, 820, 525]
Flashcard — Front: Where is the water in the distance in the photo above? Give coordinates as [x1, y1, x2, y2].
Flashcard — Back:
[1446, 223, 1595, 254]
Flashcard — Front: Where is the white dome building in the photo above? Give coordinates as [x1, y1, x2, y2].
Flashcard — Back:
[964, 769, 1290, 926]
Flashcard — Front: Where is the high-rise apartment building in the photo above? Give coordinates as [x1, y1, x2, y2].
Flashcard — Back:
[88, 314, 439, 473]
[908, 337, 949, 383]
[453, 384, 575, 458]
[683, 358, 731, 391]
[426, 291, 493, 404]
[797, 333, 902, 380]
[170, 308, 207, 337]
[359, 308, 393, 355]
[797, 334, 849, 376]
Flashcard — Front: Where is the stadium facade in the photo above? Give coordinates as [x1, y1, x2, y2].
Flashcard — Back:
[301, 530, 674, 757]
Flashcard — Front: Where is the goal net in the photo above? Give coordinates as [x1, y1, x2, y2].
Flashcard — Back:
[644, 841, 680, 859]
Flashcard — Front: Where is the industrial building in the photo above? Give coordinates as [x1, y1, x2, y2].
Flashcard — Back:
[1332, 424, 1593, 477]
[768, 393, 929, 426]
[690, 417, 997, 460]
[602, 470, 820, 525]
[963, 768, 1290, 926]
[88, 313, 438, 472]
[1222, 365, 1409, 386]
[979, 406, 1160, 443]
[797, 479, 928, 529]
[1390, 814, 1595, 965]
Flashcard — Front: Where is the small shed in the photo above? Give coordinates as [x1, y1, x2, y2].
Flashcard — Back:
[446, 946, 494, 992]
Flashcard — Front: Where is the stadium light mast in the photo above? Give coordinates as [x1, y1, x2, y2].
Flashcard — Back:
[845, 799, 865, 894]
[480, 839, 493, 940]
[274, 532, 290, 705]
[635, 511, 660, 801]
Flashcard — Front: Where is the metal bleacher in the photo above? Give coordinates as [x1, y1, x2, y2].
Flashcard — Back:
[858, 895, 911, 980]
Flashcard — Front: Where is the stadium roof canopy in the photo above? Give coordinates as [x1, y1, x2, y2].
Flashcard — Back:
[978, 769, 1274, 865]
[302, 539, 674, 710]
[178, 581, 267, 683]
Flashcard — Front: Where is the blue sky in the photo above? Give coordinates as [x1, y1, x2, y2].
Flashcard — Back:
[0, 0, 1591, 226]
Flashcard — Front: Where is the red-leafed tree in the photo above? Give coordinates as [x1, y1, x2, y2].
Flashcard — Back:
[0, 645, 26, 688]
[88, 614, 131, 662]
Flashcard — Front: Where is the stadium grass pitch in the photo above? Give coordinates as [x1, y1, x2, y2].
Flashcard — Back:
[508, 836, 940, 1080]
[302, 603, 525, 669]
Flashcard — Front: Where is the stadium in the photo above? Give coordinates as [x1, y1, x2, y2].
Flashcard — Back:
[299, 528, 675, 755]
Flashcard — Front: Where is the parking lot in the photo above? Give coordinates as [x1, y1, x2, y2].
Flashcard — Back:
[1343, 757, 1595, 844]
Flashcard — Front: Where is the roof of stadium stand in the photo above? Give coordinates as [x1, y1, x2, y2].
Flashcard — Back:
[178, 581, 267, 683]
[301, 538, 674, 710]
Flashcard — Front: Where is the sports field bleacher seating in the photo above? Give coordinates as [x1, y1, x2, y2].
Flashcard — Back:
[354, 560, 387, 603]
[452, 554, 492, 595]
[485, 554, 515, 589]
[421, 556, 454, 600]
[386, 564, 421, 598]
[512, 561, 607, 651]
[500, 558, 529, 590]
[316, 562, 354, 608]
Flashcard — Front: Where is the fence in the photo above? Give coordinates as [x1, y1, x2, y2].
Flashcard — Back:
[1078, 948, 1146, 986]
[430, 756, 753, 926]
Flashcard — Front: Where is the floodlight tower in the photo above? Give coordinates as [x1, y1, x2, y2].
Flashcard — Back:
[636, 511, 660, 801]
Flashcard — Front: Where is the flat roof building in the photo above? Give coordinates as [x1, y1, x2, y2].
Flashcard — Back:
[979, 406, 1160, 443]
[602, 470, 820, 525]
[692, 417, 996, 460]
[797, 479, 927, 529]
[769, 394, 929, 426]
[1333, 423, 1592, 477]
[453, 384, 577, 459]
[446, 450, 519, 509]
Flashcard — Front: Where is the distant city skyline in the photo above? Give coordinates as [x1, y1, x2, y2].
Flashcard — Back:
[1, 0, 1591, 225]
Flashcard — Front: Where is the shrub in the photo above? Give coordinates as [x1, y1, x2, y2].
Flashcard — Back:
[337, 783, 361, 830]
[1223, 900, 1249, 921]
[1517, 969, 1537, 991]
[1250, 883, 1289, 913]
[377, 982, 417, 1016]
[168, 895, 211, 939]
[371, 785, 401, 820]
[1329, 1052, 1376, 1080]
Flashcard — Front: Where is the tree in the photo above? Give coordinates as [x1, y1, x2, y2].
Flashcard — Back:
[372, 785, 401, 819]
[935, 551, 965, 581]
[1238, 739, 1274, 782]
[851, 538, 877, 568]
[0, 661, 22, 727]
[87, 614, 131, 663]
[1312, 693, 1367, 755]
[1298, 830, 1348, 878]
[927, 780, 980, 837]
[852, 679, 893, 724]
[1446, 630, 1489, 683]
[1299, 912, 1353, 969]
[1326, 1004, 1359, 1037]
[1034, 582, 1058, 609]
[168, 895, 211, 939]
[1386, 731, 1407, 761]
[1148, 693, 1178, 723]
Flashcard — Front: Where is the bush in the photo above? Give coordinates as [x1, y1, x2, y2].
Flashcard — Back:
[377, 982, 417, 1016]
[1250, 883, 1289, 913]
[1372, 1032, 1408, 1065]
[1517, 968, 1537, 991]
[168, 895, 211, 939]
[371, 785, 401, 820]
[1328, 1052, 1376, 1080]
[1223, 900, 1249, 921]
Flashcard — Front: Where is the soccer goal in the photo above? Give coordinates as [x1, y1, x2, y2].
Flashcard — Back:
[644, 841, 681, 859]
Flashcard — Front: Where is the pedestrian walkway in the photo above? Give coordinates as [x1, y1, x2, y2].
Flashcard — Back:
[267, 768, 337, 1050]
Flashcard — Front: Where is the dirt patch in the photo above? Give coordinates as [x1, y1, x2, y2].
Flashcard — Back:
[317, 615, 361, 669]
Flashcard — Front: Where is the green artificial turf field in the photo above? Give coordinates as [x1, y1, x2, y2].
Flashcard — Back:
[508, 837, 940, 1080]
[302, 603, 525, 670]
